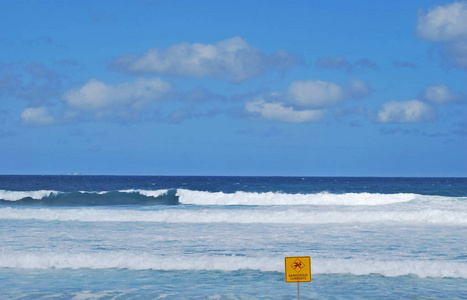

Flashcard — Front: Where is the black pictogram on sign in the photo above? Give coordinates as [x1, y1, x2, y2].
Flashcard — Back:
[291, 259, 304, 273]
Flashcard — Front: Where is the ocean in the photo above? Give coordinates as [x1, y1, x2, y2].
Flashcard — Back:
[0, 175, 466, 299]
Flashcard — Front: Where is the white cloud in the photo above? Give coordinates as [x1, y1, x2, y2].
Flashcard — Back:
[20, 77, 231, 125]
[344, 79, 372, 99]
[245, 99, 326, 123]
[286, 79, 371, 109]
[287, 80, 345, 108]
[20, 107, 54, 126]
[376, 100, 436, 123]
[111, 37, 302, 82]
[417, 2, 467, 69]
[420, 83, 464, 104]
[243, 79, 371, 123]
[417, 2, 467, 41]
[62, 77, 172, 111]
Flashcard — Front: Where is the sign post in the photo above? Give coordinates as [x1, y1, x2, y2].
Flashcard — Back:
[285, 256, 311, 300]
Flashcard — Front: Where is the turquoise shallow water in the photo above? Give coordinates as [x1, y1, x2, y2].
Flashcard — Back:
[1, 269, 466, 299]
[0, 176, 466, 299]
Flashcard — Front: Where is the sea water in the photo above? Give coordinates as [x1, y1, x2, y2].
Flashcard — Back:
[0, 176, 466, 299]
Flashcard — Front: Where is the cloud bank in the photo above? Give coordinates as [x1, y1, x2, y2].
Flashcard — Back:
[376, 100, 436, 123]
[287, 79, 371, 109]
[62, 77, 171, 111]
[20, 77, 173, 125]
[111, 37, 303, 82]
[245, 99, 326, 123]
[374, 81, 465, 124]
[419, 83, 465, 104]
[20, 107, 54, 126]
[417, 1, 467, 69]
[245, 79, 371, 123]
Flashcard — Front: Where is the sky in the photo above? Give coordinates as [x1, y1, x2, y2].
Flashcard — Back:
[0, 0, 466, 177]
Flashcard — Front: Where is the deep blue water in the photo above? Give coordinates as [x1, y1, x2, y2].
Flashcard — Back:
[1, 175, 466, 195]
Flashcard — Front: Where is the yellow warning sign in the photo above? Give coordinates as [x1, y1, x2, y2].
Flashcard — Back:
[285, 256, 311, 283]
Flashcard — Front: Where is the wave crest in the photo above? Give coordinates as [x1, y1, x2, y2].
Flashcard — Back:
[176, 189, 419, 206]
[0, 252, 464, 278]
[1, 207, 465, 224]
[2, 188, 463, 207]
[0, 190, 59, 201]
[0, 189, 176, 206]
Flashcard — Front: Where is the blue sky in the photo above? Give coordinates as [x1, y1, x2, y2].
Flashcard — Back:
[1, 0, 466, 176]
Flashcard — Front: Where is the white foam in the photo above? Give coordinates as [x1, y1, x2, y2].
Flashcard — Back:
[0, 252, 465, 278]
[176, 189, 419, 206]
[314, 258, 467, 278]
[79, 191, 108, 195]
[0, 190, 59, 201]
[120, 189, 169, 198]
[1, 207, 465, 225]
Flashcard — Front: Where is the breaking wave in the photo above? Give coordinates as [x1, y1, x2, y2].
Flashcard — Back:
[176, 189, 420, 205]
[1, 207, 465, 224]
[0, 252, 465, 278]
[0, 190, 60, 201]
[0, 189, 176, 206]
[1, 188, 464, 207]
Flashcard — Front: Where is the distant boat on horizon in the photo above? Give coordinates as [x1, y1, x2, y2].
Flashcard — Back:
[62, 172, 82, 176]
